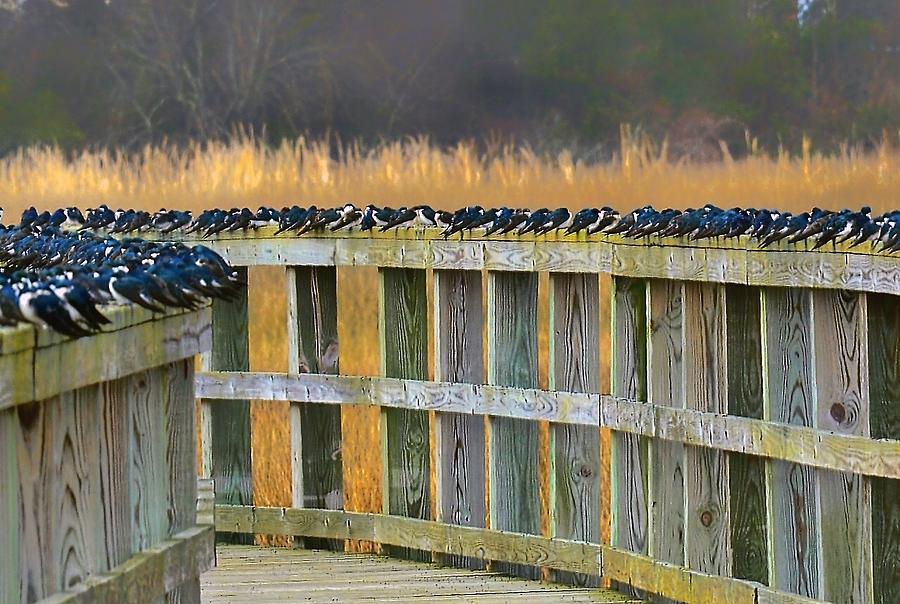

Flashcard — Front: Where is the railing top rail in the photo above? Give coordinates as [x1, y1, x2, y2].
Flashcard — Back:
[0, 304, 211, 409]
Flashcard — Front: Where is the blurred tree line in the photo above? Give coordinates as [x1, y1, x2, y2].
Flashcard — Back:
[0, 0, 897, 158]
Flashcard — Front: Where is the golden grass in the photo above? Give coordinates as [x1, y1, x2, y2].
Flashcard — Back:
[4, 132, 898, 544]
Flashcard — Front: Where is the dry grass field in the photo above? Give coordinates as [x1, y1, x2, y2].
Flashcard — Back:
[3, 131, 899, 539]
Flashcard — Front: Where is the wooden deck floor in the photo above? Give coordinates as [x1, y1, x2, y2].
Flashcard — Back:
[202, 546, 639, 603]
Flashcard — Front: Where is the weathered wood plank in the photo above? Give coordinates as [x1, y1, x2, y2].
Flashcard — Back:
[213, 504, 814, 604]
[1, 408, 19, 604]
[17, 391, 104, 601]
[487, 271, 541, 579]
[42, 526, 215, 604]
[867, 292, 900, 604]
[165, 359, 200, 603]
[288, 266, 342, 551]
[433, 269, 486, 569]
[682, 282, 731, 576]
[207, 266, 252, 545]
[645, 279, 685, 570]
[724, 285, 768, 585]
[379, 268, 431, 561]
[761, 287, 822, 598]
[130, 369, 168, 555]
[811, 289, 874, 603]
[97, 378, 132, 572]
[549, 273, 602, 587]
[610, 277, 649, 560]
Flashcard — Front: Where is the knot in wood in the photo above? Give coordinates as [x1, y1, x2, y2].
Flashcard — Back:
[700, 510, 714, 528]
[578, 464, 593, 478]
[829, 402, 846, 424]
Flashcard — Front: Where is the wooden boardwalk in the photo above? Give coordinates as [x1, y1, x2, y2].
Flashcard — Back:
[202, 546, 638, 603]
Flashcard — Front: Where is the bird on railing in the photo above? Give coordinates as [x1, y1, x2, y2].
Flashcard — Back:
[441, 205, 484, 239]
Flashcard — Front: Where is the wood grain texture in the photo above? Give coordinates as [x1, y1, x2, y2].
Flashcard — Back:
[867, 293, 900, 604]
[97, 378, 132, 572]
[761, 287, 822, 599]
[724, 285, 768, 585]
[548, 273, 602, 587]
[288, 266, 342, 551]
[645, 279, 685, 569]
[682, 282, 731, 576]
[379, 268, 431, 561]
[164, 359, 201, 603]
[1, 409, 19, 604]
[610, 277, 649, 558]
[17, 392, 103, 601]
[207, 266, 252, 545]
[811, 289, 873, 603]
[433, 270, 486, 569]
[129, 369, 168, 555]
[486, 271, 541, 579]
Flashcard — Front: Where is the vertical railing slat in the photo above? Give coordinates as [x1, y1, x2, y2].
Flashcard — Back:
[433, 269, 485, 569]
[1, 409, 18, 603]
[288, 266, 343, 550]
[129, 369, 168, 559]
[724, 285, 768, 584]
[610, 276, 649, 594]
[682, 282, 731, 575]
[548, 272, 601, 586]
[379, 267, 430, 561]
[98, 378, 132, 571]
[206, 266, 252, 544]
[866, 293, 900, 604]
[487, 271, 541, 579]
[812, 289, 873, 603]
[646, 279, 685, 572]
[761, 287, 822, 598]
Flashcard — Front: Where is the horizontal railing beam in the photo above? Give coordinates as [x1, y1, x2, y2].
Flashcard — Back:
[196, 371, 900, 479]
[214, 504, 820, 604]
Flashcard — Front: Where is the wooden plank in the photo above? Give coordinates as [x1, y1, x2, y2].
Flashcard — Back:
[433, 270, 485, 569]
[682, 282, 731, 575]
[42, 526, 215, 604]
[867, 292, 900, 604]
[287, 266, 342, 551]
[213, 504, 808, 604]
[207, 266, 252, 544]
[486, 271, 541, 579]
[197, 371, 900, 478]
[1, 408, 18, 604]
[379, 268, 431, 561]
[549, 273, 602, 587]
[17, 391, 104, 600]
[645, 279, 685, 570]
[761, 287, 822, 598]
[610, 277, 649, 561]
[98, 377, 132, 571]
[811, 289, 874, 603]
[129, 368, 168, 554]
[724, 285, 768, 584]
[165, 359, 201, 603]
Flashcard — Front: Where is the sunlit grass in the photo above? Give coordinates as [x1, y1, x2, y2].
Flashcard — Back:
[4, 131, 897, 542]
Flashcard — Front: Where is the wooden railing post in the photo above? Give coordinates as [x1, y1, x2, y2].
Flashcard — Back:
[760, 287, 822, 598]
[487, 271, 540, 579]
[681, 282, 731, 576]
[866, 293, 900, 604]
[724, 285, 768, 585]
[548, 272, 601, 586]
[610, 276, 649, 593]
[645, 279, 685, 579]
[379, 267, 430, 561]
[433, 269, 485, 569]
[287, 266, 342, 550]
[204, 266, 252, 544]
[1, 408, 18, 603]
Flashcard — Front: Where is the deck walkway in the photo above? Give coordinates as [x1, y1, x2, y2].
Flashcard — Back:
[202, 546, 638, 603]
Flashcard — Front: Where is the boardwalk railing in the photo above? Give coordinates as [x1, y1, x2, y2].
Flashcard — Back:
[183, 227, 899, 604]
[0, 305, 214, 604]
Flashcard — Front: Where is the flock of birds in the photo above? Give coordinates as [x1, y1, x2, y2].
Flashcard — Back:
[16, 203, 900, 252]
[0, 208, 242, 337]
[1, 201, 897, 337]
